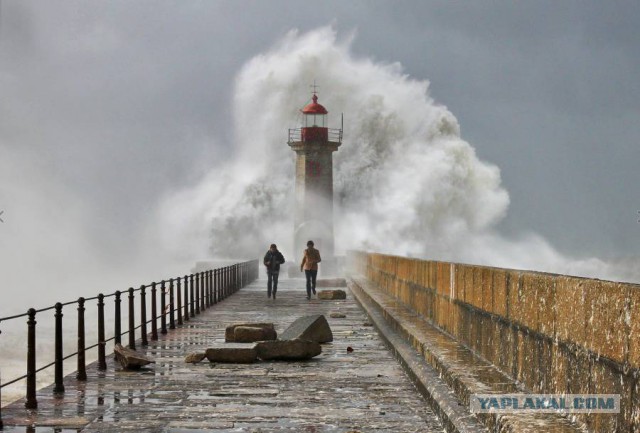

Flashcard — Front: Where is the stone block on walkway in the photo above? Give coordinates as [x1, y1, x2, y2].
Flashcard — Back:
[234, 325, 278, 343]
[255, 339, 322, 360]
[114, 344, 155, 370]
[205, 346, 258, 363]
[318, 289, 347, 300]
[184, 352, 206, 363]
[279, 314, 333, 343]
[225, 322, 276, 342]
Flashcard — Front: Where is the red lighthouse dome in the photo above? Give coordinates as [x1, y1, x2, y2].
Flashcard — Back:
[302, 94, 328, 115]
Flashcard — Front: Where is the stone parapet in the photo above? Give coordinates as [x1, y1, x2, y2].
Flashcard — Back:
[346, 250, 640, 433]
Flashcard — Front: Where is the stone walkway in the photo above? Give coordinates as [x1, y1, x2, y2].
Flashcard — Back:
[2, 278, 445, 432]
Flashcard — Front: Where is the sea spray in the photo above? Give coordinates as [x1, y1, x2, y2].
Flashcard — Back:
[158, 26, 636, 282]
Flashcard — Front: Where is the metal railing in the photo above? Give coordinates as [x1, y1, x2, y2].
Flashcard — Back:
[0, 259, 259, 424]
[287, 127, 343, 144]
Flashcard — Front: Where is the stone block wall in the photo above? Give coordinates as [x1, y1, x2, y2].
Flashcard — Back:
[347, 251, 640, 432]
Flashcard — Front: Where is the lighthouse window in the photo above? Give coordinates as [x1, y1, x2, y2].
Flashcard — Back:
[305, 114, 325, 127]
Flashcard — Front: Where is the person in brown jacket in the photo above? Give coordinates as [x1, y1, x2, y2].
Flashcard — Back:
[300, 240, 321, 300]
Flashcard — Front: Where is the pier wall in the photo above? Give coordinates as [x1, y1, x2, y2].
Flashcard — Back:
[347, 251, 640, 432]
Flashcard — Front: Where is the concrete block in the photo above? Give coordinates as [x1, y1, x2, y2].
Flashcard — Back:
[280, 314, 333, 343]
[317, 289, 347, 300]
[632, 376, 640, 433]
[506, 270, 521, 323]
[628, 285, 640, 368]
[537, 339, 553, 392]
[234, 326, 277, 343]
[417, 261, 427, 287]
[566, 348, 591, 394]
[537, 273, 555, 336]
[483, 318, 501, 366]
[492, 269, 508, 317]
[255, 339, 321, 361]
[436, 262, 450, 296]
[550, 342, 568, 394]
[397, 257, 409, 280]
[555, 276, 587, 347]
[586, 280, 628, 364]
[225, 323, 275, 342]
[205, 346, 258, 363]
[429, 261, 437, 289]
[462, 265, 473, 305]
[454, 264, 465, 303]
[472, 266, 483, 309]
[114, 344, 155, 370]
[589, 361, 631, 433]
[458, 305, 471, 346]
[481, 267, 493, 312]
[519, 272, 540, 331]
[499, 325, 515, 379]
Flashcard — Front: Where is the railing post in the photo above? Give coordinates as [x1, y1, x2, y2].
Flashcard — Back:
[169, 279, 176, 329]
[151, 282, 158, 341]
[195, 273, 200, 315]
[177, 277, 183, 326]
[54, 302, 64, 394]
[210, 270, 214, 304]
[204, 271, 209, 307]
[221, 267, 225, 299]
[77, 297, 87, 381]
[226, 266, 229, 298]
[25, 308, 37, 409]
[97, 294, 106, 370]
[128, 288, 136, 350]
[190, 274, 195, 317]
[114, 291, 122, 346]
[200, 272, 205, 311]
[140, 285, 148, 346]
[160, 280, 167, 334]
[183, 275, 189, 321]
[213, 269, 218, 304]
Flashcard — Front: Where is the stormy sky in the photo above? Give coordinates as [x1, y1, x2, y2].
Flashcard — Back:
[1, 1, 639, 312]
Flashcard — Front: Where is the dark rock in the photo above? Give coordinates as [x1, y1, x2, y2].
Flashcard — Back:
[225, 323, 275, 342]
[317, 290, 347, 300]
[234, 325, 277, 343]
[255, 339, 322, 360]
[316, 278, 347, 287]
[114, 344, 155, 370]
[184, 352, 206, 363]
[279, 315, 333, 343]
[205, 346, 258, 363]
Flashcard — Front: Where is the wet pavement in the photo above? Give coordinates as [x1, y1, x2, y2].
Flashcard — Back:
[1, 278, 445, 432]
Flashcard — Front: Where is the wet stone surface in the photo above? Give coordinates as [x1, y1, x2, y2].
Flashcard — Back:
[2, 279, 445, 432]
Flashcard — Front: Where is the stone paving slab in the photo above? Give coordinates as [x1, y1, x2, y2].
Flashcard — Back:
[1, 278, 445, 432]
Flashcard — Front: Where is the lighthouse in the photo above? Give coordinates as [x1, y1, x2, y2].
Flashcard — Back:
[288, 90, 342, 274]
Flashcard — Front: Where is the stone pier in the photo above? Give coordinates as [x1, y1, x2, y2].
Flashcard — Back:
[1, 278, 446, 432]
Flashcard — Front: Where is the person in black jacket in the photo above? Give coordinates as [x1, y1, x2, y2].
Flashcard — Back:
[263, 243, 285, 299]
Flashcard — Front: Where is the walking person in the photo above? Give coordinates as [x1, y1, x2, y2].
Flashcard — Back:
[263, 244, 285, 299]
[300, 240, 321, 300]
